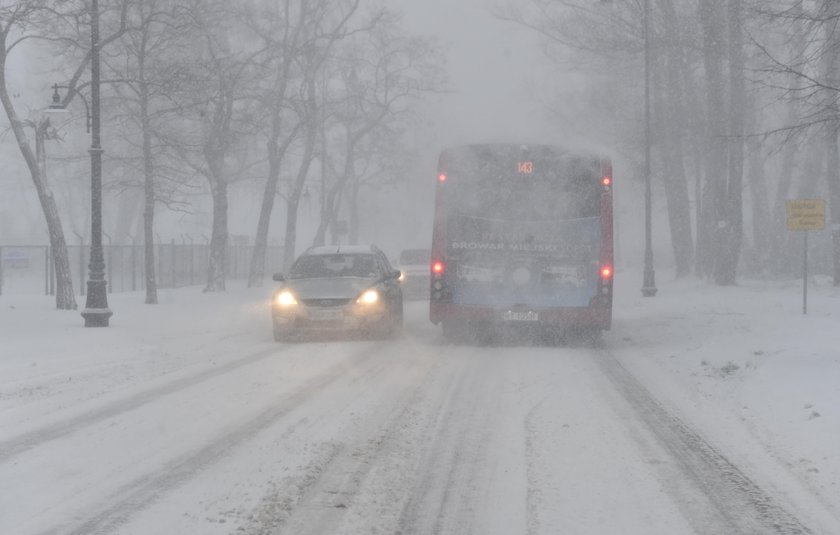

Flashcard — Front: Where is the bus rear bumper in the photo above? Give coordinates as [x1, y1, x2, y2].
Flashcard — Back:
[430, 303, 611, 331]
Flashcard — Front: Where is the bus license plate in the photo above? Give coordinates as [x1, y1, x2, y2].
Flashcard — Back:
[503, 310, 539, 322]
[310, 309, 344, 321]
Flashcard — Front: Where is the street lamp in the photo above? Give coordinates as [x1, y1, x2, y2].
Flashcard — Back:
[640, 0, 657, 297]
[47, 83, 91, 133]
[600, 0, 656, 296]
[45, 0, 111, 326]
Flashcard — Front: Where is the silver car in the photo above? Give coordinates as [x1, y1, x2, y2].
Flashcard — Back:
[271, 245, 403, 341]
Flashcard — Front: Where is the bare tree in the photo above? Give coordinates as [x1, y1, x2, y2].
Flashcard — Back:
[498, 1, 701, 278]
[106, 0, 193, 303]
[654, 0, 694, 277]
[245, 0, 364, 284]
[311, 15, 446, 249]
[820, 0, 840, 285]
[280, 69, 320, 270]
[750, 0, 840, 284]
[166, 0, 262, 292]
[346, 124, 414, 244]
[0, 1, 130, 309]
[711, 0, 746, 285]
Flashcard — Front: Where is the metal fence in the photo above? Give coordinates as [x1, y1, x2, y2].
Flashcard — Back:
[0, 243, 284, 296]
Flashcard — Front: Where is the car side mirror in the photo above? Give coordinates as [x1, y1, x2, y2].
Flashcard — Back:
[272, 272, 285, 282]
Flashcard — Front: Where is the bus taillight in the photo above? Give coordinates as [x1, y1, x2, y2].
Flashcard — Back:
[600, 265, 613, 279]
[602, 175, 612, 187]
[432, 261, 445, 276]
[438, 172, 447, 183]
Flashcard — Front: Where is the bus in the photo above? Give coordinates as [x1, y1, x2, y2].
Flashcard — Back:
[429, 143, 614, 340]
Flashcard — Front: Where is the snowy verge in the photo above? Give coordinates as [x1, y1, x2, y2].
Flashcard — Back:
[0, 283, 274, 435]
[608, 269, 840, 528]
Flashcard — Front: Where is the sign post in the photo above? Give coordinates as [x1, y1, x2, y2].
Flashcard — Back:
[786, 199, 825, 314]
[803, 231, 808, 314]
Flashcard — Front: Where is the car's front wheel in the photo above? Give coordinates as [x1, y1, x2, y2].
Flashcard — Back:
[392, 303, 404, 331]
[372, 306, 402, 339]
[273, 322, 291, 342]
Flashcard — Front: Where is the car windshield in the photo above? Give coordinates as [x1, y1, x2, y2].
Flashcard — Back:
[399, 249, 430, 265]
[288, 254, 378, 279]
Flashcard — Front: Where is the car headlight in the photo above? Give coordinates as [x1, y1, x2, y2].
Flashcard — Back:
[275, 290, 298, 306]
[398, 272, 406, 282]
[356, 289, 379, 305]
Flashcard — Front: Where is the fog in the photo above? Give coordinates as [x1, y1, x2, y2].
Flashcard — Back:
[0, 0, 836, 301]
[2, 2, 840, 534]
[396, 0, 556, 144]
[1, 0, 597, 285]
[0, 1, 660, 294]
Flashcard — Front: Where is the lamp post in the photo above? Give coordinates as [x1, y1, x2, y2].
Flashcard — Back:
[640, 0, 657, 297]
[599, 0, 656, 296]
[46, 0, 111, 326]
[48, 83, 91, 133]
[82, 0, 111, 325]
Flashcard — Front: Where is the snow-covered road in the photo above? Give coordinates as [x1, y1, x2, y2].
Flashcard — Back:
[1, 275, 838, 534]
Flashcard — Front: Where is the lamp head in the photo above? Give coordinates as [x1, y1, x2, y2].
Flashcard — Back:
[44, 84, 68, 114]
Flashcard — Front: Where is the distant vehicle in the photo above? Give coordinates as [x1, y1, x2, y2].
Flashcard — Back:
[396, 248, 431, 300]
[429, 143, 614, 340]
[271, 245, 403, 341]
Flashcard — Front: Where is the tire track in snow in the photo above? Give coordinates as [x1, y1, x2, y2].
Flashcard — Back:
[395, 345, 505, 535]
[246, 342, 442, 535]
[522, 397, 546, 535]
[36, 343, 385, 535]
[595, 349, 812, 534]
[0, 345, 289, 463]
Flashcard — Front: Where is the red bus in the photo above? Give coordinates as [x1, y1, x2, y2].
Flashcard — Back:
[429, 144, 614, 340]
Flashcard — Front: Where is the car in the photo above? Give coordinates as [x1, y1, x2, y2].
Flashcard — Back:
[270, 245, 403, 341]
[395, 248, 431, 300]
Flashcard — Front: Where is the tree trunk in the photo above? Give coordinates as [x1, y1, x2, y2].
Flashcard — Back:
[282, 120, 318, 270]
[313, 122, 330, 247]
[767, 5, 809, 277]
[678, 43, 706, 276]
[0, 79, 77, 309]
[348, 166, 360, 245]
[205, 179, 228, 292]
[746, 106, 770, 272]
[697, 0, 728, 280]
[826, 127, 840, 285]
[656, 0, 694, 277]
[312, 181, 342, 247]
[314, 134, 355, 248]
[822, 0, 840, 285]
[770, 130, 798, 275]
[113, 191, 142, 244]
[139, 57, 158, 304]
[249, 135, 281, 286]
[714, 0, 745, 285]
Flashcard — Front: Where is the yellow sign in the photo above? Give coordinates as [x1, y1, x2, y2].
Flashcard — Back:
[787, 199, 825, 230]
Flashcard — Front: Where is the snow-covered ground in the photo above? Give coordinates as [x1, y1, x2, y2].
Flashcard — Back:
[611, 271, 840, 533]
[0, 270, 838, 534]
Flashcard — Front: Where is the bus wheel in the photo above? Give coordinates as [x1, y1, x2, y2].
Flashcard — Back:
[441, 320, 462, 343]
[568, 327, 602, 347]
[585, 329, 604, 347]
[273, 325, 290, 342]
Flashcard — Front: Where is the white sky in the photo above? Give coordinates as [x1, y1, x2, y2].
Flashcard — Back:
[394, 0, 556, 150]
